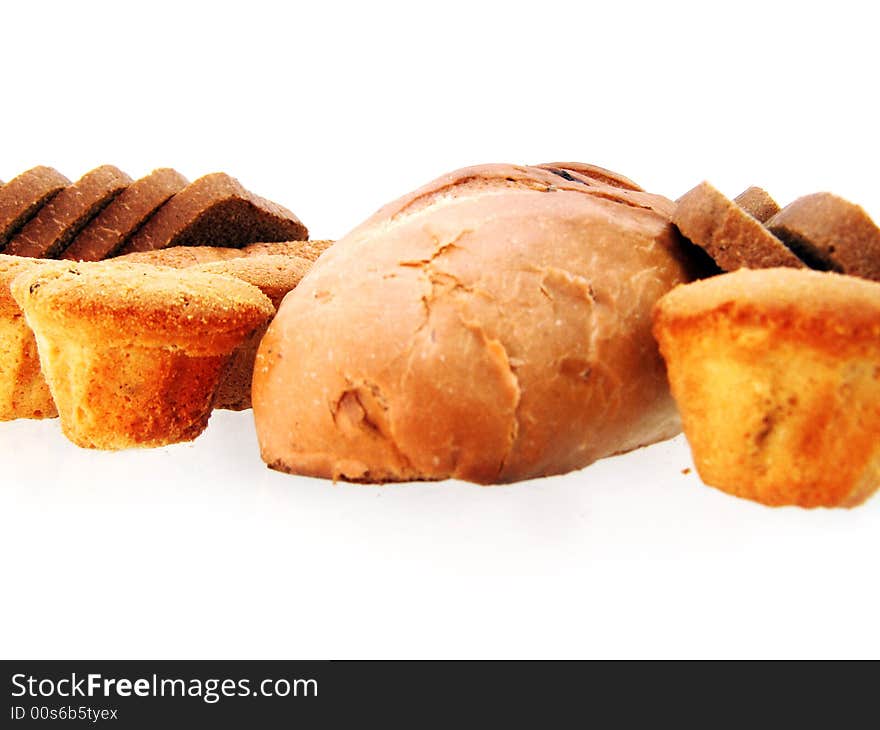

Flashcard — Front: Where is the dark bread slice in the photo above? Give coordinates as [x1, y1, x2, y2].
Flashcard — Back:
[5, 166, 131, 258]
[766, 193, 880, 282]
[0, 167, 70, 251]
[673, 181, 805, 272]
[62, 168, 188, 261]
[733, 186, 781, 223]
[538, 161, 643, 191]
[119, 173, 308, 254]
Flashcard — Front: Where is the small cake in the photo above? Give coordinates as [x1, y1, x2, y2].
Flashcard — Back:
[0, 255, 57, 420]
[10, 261, 274, 448]
[653, 268, 880, 508]
[192, 254, 313, 410]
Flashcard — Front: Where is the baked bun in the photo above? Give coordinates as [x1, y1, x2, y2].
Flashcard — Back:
[253, 163, 695, 483]
[11, 261, 274, 449]
[653, 268, 880, 508]
[0, 255, 57, 420]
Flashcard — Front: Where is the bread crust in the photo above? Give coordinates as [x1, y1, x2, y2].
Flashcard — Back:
[115, 240, 332, 268]
[62, 168, 189, 261]
[766, 192, 880, 281]
[733, 186, 781, 223]
[537, 162, 644, 191]
[253, 163, 693, 483]
[0, 167, 70, 251]
[673, 181, 805, 272]
[11, 261, 274, 356]
[5, 166, 132, 258]
[654, 268, 880, 508]
[119, 173, 307, 254]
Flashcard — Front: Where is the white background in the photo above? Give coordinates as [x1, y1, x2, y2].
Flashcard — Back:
[1, 0, 878, 659]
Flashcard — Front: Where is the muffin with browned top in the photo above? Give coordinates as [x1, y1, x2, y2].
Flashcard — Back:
[11, 261, 274, 448]
[653, 267, 880, 508]
[0, 255, 58, 420]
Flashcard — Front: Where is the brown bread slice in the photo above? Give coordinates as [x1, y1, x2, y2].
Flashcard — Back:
[766, 193, 880, 282]
[733, 186, 781, 223]
[62, 168, 188, 261]
[119, 173, 308, 254]
[673, 181, 805, 272]
[5, 166, 132, 258]
[0, 167, 70, 251]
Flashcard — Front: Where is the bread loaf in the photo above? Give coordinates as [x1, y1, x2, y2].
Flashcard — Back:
[253, 163, 695, 483]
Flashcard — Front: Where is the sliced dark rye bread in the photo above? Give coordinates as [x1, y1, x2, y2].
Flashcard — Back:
[5, 166, 131, 258]
[538, 161, 644, 191]
[119, 173, 307, 254]
[733, 186, 781, 223]
[62, 168, 188, 261]
[0, 167, 70, 251]
[673, 181, 805, 272]
[765, 193, 880, 282]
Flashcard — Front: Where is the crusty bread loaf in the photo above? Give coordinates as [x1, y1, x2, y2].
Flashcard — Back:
[11, 261, 274, 449]
[253, 163, 695, 484]
[766, 192, 880, 281]
[0, 167, 70, 251]
[119, 173, 308, 254]
[62, 168, 189, 261]
[673, 181, 805, 272]
[653, 268, 880, 508]
[5, 166, 132, 258]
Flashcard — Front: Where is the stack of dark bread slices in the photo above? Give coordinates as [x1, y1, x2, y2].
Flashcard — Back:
[0, 165, 307, 261]
[672, 181, 880, 281]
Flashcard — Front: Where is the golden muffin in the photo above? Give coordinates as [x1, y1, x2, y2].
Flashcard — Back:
[653, 268, 880, 508]
[0, 255, 57, 420]
[10, 261, 274, 449]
